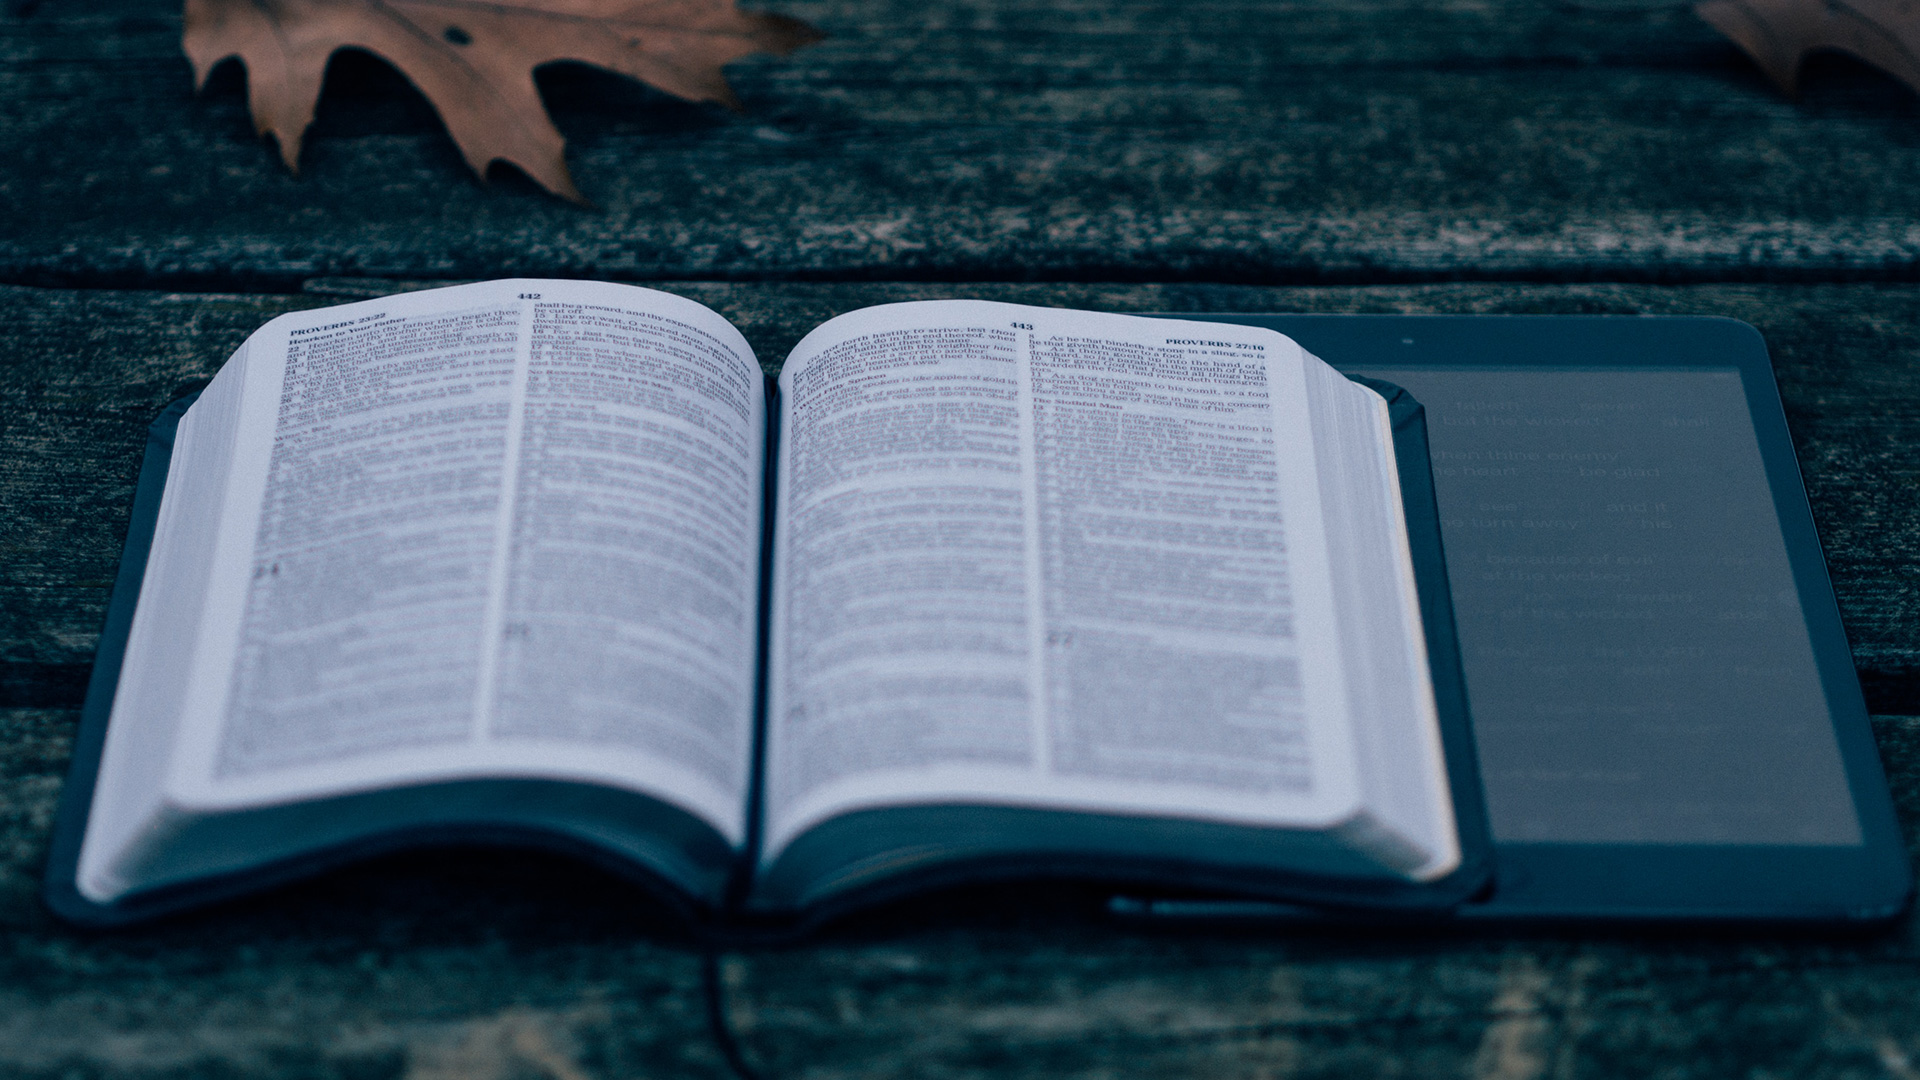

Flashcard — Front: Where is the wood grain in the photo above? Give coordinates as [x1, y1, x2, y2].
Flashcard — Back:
[0, 705, 1915, 1078]
[3, 0, 1920, 288]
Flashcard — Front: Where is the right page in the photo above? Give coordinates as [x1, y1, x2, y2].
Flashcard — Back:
[764, 301, 1455, 886]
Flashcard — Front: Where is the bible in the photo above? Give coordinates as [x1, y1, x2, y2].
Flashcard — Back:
[44, 280, 1489, 928]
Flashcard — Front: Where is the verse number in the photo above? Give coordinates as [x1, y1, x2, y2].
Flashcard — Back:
[519, 292, 542, 299]
[1012, 321, 1034, 330]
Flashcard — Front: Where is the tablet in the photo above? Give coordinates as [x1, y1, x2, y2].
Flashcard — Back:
[1131, 315, 1911, 923]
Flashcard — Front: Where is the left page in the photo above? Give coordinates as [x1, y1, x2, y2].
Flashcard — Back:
[78, 280, 766, 903]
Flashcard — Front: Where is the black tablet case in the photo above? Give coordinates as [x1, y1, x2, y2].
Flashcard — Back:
[1111, 314, 1912, 925]
[43, 374, 1495, 929]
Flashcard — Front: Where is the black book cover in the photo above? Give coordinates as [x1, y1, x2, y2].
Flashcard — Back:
[44, 377, 1492, 929]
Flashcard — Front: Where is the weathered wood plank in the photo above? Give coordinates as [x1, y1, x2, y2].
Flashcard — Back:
[7, 280, 1920, 705]
[0, 702, 1916, 1079]
[3, 0, 1919, 286]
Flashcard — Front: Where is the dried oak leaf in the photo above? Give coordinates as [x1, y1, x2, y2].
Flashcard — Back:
[183, 0, 822, 202]
[1696, 0, 1920, 97]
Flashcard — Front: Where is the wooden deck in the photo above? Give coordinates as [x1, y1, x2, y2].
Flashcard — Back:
[4, 0, 1920, 1075]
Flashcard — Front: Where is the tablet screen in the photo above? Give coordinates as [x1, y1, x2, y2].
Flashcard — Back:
[1355, 366, 1860, 847]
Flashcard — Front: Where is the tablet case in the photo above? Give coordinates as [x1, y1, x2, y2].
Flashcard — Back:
[51, 316, 1908, 927]
[1114, 314, 1912, 925]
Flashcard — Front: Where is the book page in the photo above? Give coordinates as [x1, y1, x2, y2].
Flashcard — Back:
[78, 348, 255, 900]
[1301, 361, 1455, 871]
[489, 291, 766, 826]
[764, 302, 1362, 860]
[213, 296, 521, 778]
[160, 281, 763, 843]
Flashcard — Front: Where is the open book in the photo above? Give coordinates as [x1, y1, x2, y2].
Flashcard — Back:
[47, 280, 1487, 927]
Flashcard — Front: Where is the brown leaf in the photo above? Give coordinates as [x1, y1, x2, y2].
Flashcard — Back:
[1696, 0, 1920, 97]
[183, 0, 822, 203]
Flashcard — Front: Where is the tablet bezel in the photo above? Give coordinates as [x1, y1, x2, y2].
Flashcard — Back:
[1186, 313, 1910, 923]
